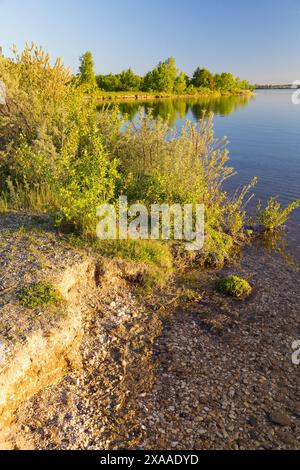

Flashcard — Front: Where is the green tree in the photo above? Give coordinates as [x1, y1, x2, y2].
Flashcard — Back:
[236, 77, 252, 90]
[78, 51, 96, 88]
[119, 68, 141, 91]
[215, 72, 237, 92]
[96, 73, 121, 91]
[143, 57, 178, 93]
[174, 72, 188, 94]
[192, 67, 215, 89]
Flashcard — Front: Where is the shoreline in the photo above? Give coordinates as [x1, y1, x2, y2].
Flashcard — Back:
[1, 212, 299, 449]
[140, 242, 300, 450]
[97, 89, 253, 102]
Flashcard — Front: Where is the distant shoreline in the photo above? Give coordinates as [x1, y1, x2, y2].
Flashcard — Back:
[97, 89, 253, 102]
[255, 85, 300, 90]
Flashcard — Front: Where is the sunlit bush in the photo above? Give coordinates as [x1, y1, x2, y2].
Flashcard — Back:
[256, 197, 300, 231]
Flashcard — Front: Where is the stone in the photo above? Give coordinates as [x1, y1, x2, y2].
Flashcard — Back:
[248, 416, 258, 427]
[269, 411, 292, 427]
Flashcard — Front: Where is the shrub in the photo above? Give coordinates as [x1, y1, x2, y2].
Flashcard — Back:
[17, 282, 62, 308]
[114, 111, 256, 240]
[257, 198, 300, 231]
[0, 45, 120, 235]
[57, 129, 119, 235]
[202, 227, 234, 268]
[216, 275, 252, 298]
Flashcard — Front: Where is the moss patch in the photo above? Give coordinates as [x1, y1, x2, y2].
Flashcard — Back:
[17, 282, 62, 309]
[216, 275, 252, 299]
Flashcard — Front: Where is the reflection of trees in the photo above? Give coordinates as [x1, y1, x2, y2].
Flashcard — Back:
[117, 99, 187, 126]
[188, 95, 253, 120]
[114, 94, 253, 125]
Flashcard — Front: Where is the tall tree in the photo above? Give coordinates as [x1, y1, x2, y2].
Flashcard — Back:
[215, 72, 237, 91]
[78, 51, 96, 87]
[174, 72, 188, 94]
[192, 68, 215, 89]
[143, 57, 178, 93]
[119, 68, 141, 91]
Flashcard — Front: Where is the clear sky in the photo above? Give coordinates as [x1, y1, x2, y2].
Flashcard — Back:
[1, 0, 299, 84]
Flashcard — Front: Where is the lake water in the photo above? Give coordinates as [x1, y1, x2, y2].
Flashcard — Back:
[118, 90, 300, 262]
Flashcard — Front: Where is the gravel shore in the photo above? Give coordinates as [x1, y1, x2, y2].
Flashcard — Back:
[139, 245, 300, 450]
[1, 213, 299, 450]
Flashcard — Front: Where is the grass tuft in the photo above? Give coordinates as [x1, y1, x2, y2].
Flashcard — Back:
[17, 282, 62, 309]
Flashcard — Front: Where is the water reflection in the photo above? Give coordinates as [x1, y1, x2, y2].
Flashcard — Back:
[254, 230, 299, 270]
[101, 94, 253, 126]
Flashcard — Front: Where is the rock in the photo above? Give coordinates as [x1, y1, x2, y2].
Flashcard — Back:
[248, 416, 258, 427]
[269, 411, 292, 427]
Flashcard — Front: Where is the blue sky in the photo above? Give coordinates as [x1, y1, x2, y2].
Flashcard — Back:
[1, 0, 299, 83]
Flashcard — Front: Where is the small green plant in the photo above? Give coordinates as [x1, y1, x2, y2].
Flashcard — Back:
[17, 282, 62, 309]
[0, 44, 255, 268]
[256, 198, 300, 231]
[216, 275, 252, 298]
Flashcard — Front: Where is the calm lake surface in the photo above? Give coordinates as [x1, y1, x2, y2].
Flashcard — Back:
[118, 90, 300, 262]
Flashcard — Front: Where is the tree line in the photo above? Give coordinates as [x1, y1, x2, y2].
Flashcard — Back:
[79, 52, 252, 94]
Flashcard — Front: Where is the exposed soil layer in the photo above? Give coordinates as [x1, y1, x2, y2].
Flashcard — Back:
[0, 213, 94, 447]
[0, 213, 164, 449]
[14, 275, 163, 450]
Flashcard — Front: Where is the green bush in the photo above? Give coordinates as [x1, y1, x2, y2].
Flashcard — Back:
[17, 282, 62, 309]
[216, 275, 252, 298]
[57, 129, 119, 235]
[118, 112, 235, 207]
[256, 198, 300, 231]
